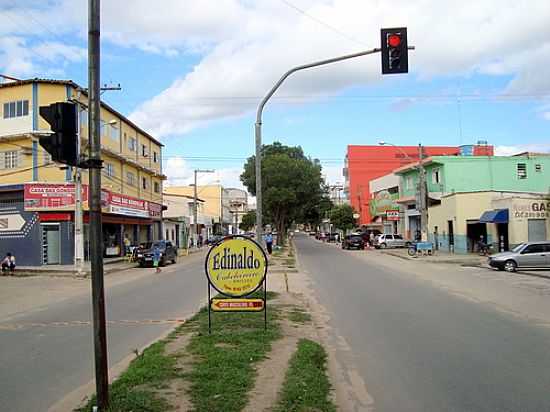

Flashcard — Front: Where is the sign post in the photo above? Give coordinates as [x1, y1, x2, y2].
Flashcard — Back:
[204, 235, 268, 333]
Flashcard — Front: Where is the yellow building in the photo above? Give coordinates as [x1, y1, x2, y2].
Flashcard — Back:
[0, 78, 165, 265]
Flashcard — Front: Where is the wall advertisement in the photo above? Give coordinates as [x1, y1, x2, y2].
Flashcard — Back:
[24, 183, 162, 218]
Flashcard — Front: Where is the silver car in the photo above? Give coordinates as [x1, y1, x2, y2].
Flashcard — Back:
[488, 241, 550, 272]
[374, 234, 410, 249]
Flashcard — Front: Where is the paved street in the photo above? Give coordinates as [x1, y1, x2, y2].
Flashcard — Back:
[295, 234, 550, 412]
[0, 253, 207, 412]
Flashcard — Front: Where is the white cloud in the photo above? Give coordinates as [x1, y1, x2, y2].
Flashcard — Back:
[4, 1, 550, 135]
[164, 156, 246, 190]
[495, 144, 550, 156]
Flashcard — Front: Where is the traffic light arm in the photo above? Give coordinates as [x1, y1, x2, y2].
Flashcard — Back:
[255, 46, 391, 244]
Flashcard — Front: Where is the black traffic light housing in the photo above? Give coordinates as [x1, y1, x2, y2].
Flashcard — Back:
[39, 102, 79, 167]
[381, 27, 408, 74]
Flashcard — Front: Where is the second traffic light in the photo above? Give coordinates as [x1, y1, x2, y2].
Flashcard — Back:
[39, 102, 79, 167]
[381, 27, 408, 74]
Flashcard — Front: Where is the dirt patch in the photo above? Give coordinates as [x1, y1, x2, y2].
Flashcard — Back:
[243, 292, 319, 412]
[156, 331, 193, 411]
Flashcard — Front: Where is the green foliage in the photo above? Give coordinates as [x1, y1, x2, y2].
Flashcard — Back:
[275, 339, 336, 412]
[240, 142, 327, 240]
[329, 204, 357, 231]
[239, 210, 256, 232]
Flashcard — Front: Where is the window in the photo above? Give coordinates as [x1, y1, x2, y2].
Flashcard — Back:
[432, 168, 441, 184]
[153, 151, 158, 163]
[105, 163, 115, 178]
[171, 229, 175, 241]
[142, 176, 148, 190]
[517, 163, 527, 179]
[2, 151, 20, 169]
[3, 100, 29, 118]
[43, 150, 52, 165]
[141, 144, 148, 157]
[79, 109, 88, 127]
[406, 176, 413, 190]
[128, 137, 136, 151]
[522, 244, 545, 254]
[154, 181, 160, 193]
[126, 171, 135, 186]
[535, 164, 542, 173]
[110, 125, 120, 141]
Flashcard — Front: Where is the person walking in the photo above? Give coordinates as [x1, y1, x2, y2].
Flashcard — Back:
[1, 252, 16, 274]
[265, 232, 273, 255]
[152, 244, 162, 273]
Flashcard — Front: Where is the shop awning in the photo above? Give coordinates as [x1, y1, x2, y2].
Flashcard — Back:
[479, 209, 509, 224]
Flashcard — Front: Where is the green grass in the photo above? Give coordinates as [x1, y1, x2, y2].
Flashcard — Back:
[183, 290, 281, 412]
[288, 308, 312, 324]
[275, 339, 336, 412]
[76, 341, 176, 412]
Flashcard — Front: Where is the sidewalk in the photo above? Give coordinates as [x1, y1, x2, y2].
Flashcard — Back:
[378, 248, 486, 266]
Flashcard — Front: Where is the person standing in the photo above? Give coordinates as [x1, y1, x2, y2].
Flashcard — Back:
[152, 244, 162, 273]
[265, 232, 273, 255]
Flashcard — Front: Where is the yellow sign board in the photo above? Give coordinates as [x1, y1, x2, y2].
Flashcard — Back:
[205, 236, 267, 297]
[211, 298, 265, 312]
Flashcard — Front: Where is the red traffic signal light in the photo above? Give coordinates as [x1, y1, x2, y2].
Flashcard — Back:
[388, 34, 401, 48]
[381, 27, 408, 75]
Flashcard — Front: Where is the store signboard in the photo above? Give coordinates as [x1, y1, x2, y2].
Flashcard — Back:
[108, 193, 149, 218]
[24, 183, 88, 210]
[386, 210, 400, 221]
[370, 190, 400, 217]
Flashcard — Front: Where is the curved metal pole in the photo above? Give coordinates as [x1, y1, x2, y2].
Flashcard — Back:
[254, 47, 382, 244]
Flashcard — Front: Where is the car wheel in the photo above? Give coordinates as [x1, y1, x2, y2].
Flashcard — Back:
[172, 256, 177, 264]
[160, 258, 166, 267]
[379, 243, 387, 249]
[504, 260, 517, 272]
[138, 261, 144, 268]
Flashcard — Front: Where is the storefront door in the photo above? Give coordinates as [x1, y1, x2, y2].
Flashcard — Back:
[528, 219, 547, 242]
[42, 223, 60, 265]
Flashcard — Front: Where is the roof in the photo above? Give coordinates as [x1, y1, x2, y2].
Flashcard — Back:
[163, 192, 205, 202]
[393, 157, 441, 174]
[0, 78, 163, 147]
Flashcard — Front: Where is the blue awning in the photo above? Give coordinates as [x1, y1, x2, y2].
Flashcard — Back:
[479, 209, 509, 224]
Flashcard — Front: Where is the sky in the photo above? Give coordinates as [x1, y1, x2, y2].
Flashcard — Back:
[1, 0, 550, 192]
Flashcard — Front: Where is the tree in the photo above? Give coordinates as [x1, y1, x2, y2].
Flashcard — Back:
[239, 210, 256, 232]
[240, 142, 326, 244]
[329, 204, 357, 232]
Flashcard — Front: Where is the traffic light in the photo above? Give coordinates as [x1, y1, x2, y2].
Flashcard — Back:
[39, 102, 79, 166]
[381, 27, 408, 74]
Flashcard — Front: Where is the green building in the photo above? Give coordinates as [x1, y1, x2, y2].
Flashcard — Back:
[395, 154, 550, 253]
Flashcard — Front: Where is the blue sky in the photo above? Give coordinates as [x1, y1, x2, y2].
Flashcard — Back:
[2, 0, 550, 188]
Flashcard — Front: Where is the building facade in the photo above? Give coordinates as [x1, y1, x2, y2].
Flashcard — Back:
[0, 78, 165, 265]
[344, 145, 461, 228]
[396, 154, 550, 252]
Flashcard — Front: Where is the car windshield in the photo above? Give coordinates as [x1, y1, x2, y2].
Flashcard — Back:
[511, 243, 525, 252]
[142, 242, 164, 250]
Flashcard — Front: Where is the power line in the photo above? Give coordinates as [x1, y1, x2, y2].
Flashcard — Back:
[278, 0, 368, 47]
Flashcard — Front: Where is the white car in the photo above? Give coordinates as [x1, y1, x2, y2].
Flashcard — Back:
[374, 234, 410, 249]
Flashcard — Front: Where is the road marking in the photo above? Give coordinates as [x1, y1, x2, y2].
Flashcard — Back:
[0, 318, 187, 330]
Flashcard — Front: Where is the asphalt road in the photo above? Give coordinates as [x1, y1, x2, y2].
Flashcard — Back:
[295, 235, 550, 412]
[0, 253, 207, 412]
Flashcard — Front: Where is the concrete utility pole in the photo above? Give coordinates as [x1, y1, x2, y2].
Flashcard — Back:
[255, 48, 384, 246]
[418, 143, 428, 240]
[193, 169, 214, 247]
[88, 0, 109, 409]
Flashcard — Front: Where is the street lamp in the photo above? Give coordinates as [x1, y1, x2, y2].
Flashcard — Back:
[378, 141, 427, 240]
[193, 169, 215, 247]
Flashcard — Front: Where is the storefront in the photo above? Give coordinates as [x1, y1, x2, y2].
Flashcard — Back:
[428, 191, 549, 254]
[20, 183, 163, 264]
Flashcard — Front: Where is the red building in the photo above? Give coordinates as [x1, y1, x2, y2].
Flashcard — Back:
[344, 145, 461, 226]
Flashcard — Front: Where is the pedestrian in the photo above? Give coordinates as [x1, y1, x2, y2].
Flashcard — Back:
[152, 244, 162, 273]
[369, 232, 375, 248]
[198, 234, 203, 248]
[1, 252, 16, 274]
[265, 232, 273, 255]
[123, 234, 131, 255]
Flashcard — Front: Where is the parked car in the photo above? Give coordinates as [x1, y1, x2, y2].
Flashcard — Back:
[207, 234, 224, 245]
[137, 240, 177, 267]
[488, 241, 550, 272]
[374, 234, 410, 249]
[342, 234, 365, 250]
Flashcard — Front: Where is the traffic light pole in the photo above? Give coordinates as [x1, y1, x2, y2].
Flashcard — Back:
[88, 0, 109, 409]
[418, 144, 428, 241]
[254, 48, 383, 246]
